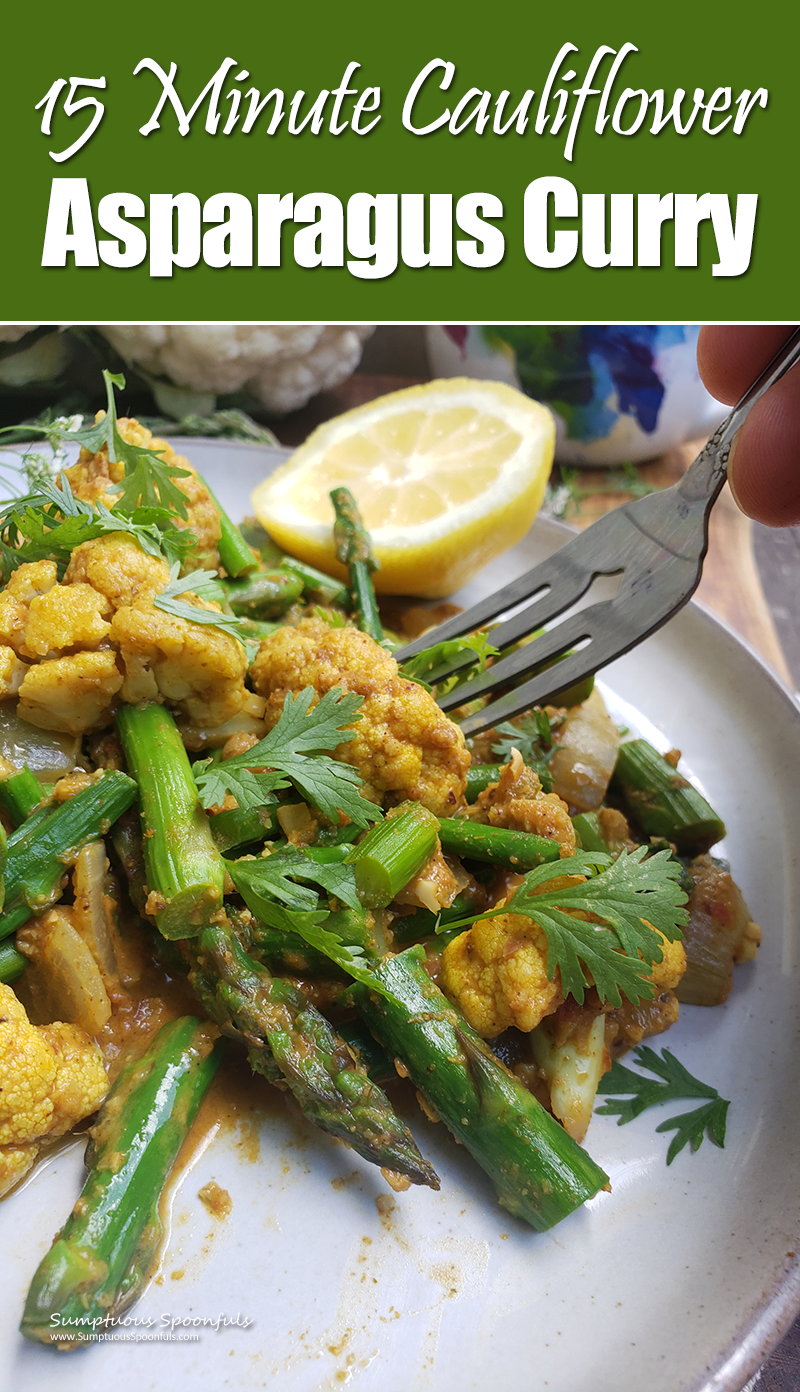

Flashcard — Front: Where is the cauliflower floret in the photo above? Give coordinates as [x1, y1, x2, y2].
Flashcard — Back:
[21, 583, 112, 658]
[0, 646, 30, 699]
[0, 983, 107, 1198]
[473, 748, 576, 855]
[441, 911, 564, 1037]
[0, 561, 58, 653]
[64, 533, 170, 610]
[62, 418, 221, 571]
[111, 598, 247, 728]
[250, 618, 469, 815]
[17, 650, 124, 734]
[102, 324, 373, 414]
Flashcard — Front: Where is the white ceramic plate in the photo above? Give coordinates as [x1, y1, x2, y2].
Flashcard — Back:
[3, 440, 800, 1392]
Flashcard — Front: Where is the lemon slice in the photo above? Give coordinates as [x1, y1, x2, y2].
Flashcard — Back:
[252, 379, 555, 598]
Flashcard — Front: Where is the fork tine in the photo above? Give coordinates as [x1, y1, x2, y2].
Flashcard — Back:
[437, 607, 595, 712]
[393, 519, 620, 664]
[457, 644, 603, 737]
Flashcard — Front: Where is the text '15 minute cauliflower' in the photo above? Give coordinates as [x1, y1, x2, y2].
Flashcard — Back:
[0, 538, 251, 736]
[0, 982, 108, 1197]
[250, 618, 470, 816]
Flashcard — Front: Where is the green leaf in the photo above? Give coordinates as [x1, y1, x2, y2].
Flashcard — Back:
[400, 631, 499, 695]
[439, 847, 688, 1007]
[153, 563, 250, 644]
[596, 1046, 730, 1164]
[193, 687, 382, 829]
[65, 370, 191, 519]
[228, 860, 388, 995]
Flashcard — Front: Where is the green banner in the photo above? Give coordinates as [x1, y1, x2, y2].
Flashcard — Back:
[2, 0, 794, 321]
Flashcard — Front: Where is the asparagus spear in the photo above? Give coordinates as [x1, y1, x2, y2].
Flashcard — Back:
[199, 474, 260, 578]
[0, 771, 137, 940]
[189, 919, 439, 1187]
[331, 487, 383, 642]
[21, 1016, 223, 1346]
[116, 702, 225, 939]
[221, 568, 304, 619]
[281, 556, 351, 608]
[346, 802, 439, 908]
[612, 739, 726, 853]
[352, 947, 609, 1230]
[0, 938, 25, 982]
[465, 764, 503, 803]
[437, 817, 561, 870]
[0, 764, 43, 824]
[209, 802, 278, 853]
[109, 734, 436, 1185]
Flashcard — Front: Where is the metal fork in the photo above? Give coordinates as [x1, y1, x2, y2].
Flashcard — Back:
[395, 329, 800, 738]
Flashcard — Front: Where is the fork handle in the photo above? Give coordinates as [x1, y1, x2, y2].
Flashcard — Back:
[679, 326, 800, 506]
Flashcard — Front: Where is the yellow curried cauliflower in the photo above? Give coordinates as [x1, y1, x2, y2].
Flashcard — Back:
[64, 534, 170, 610]
[111, 597, 248, 727]
[62, 417, 221, 572]
[250, 618, 469, 815]
[0, 539, 249, 735]
[472, 748, 576, 856]
[441, 911, 564, 1037]
[17, 651, 124, 735]
[0, 983, 108, 1198]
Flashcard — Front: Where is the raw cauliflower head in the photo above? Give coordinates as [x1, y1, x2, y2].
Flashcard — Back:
[2, 537, 249, 736]
[0, 983, 108, 1197]
[62, 416, 221, 572]
[101, 324, 374, 415]
[250, 618, 470, 816]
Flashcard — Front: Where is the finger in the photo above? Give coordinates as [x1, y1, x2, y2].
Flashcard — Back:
[697, 325, 797, 405]
[727, 368, 800, 527]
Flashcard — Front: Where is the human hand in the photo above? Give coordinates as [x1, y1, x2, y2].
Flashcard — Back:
[697, 325, 800, 527]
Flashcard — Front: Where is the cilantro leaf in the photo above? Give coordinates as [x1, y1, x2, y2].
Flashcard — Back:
[227, 845, 361, 912]
[65, 370, 191, 518]
[228, 860, 388, 995]
[400, 632, 499, 695]
[596, 1046, 730, 1164]
[193, 687, 381, 830]
[438, 847, 688, 1007]
[153, 563, 249, 644]
[490, 709, 556, 790]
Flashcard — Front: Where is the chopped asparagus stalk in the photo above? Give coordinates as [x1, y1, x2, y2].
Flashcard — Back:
[209, 802, 278, 853]
[465, 764, 502, 803]
[390, 892, 476, 946]
[190, 921, 439, 1188]
[116, 703, 226, 939]
[613, 740, 726, 853]
[221, 569, 304, 619]
[280, 556, 351, 608]
[20, 1016, 223, 1346]
[331, 486, 383, 642]
[437, 817, 561, 870]
[571, 811, 610, 853]
[0, 938, 25, 982]
[199, 474, 259, 578]
[0, 771, 137, 941]
[346, 802, 439, 908]
[0, 765, 43, 824]
[352, 947, 609, 1230]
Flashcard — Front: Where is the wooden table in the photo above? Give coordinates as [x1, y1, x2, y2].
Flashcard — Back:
[272, 375, 800, 1390]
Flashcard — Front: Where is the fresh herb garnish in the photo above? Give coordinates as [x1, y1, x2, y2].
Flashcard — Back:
[193, 686, 382, 829]
[153, 563, 249, 644]
[227, 861, 387, 994]
[491, 708, 557, 789]
[226, 845, 360, 912]
[66, 370, 192, 518]
[400, 631, 499, 694]
[596, 1046, 730, 1163]
[438, 847, 688, 1007]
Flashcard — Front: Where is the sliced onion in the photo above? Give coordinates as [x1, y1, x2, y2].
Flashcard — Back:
[0, 702, 79, 781]
[16, 907, 111, 1034]
[548, 688, 621, 813]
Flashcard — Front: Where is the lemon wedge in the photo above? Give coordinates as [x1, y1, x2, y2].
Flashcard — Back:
[252, 378, 555, 598]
